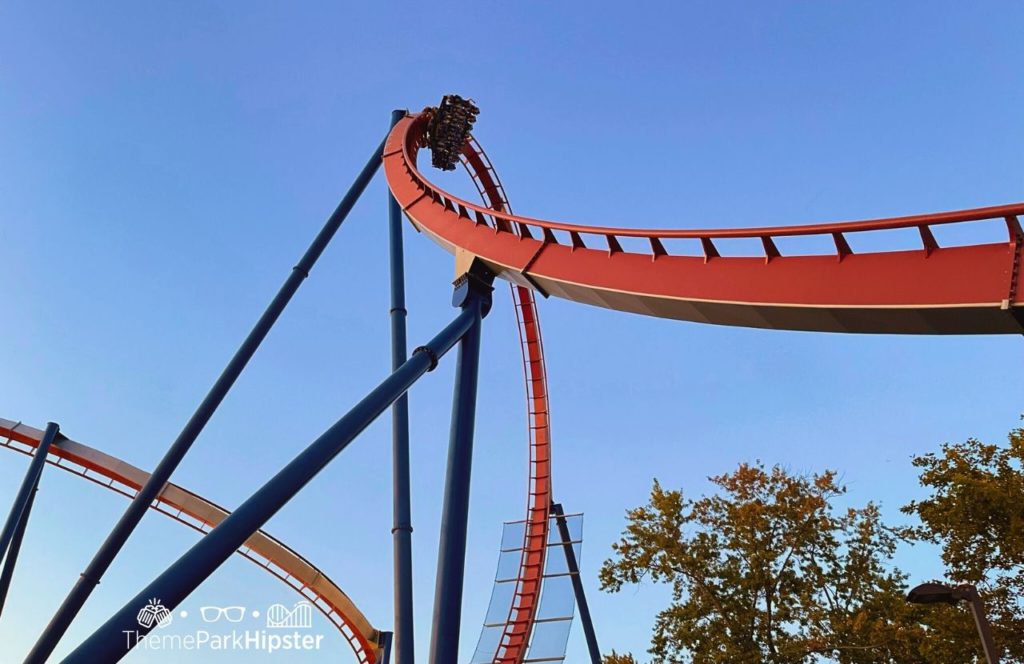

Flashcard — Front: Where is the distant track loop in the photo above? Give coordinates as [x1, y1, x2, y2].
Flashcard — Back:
[0, 418, 382, 664]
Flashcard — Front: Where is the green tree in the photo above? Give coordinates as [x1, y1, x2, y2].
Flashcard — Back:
[902, 424, 1024, 662]
[599, 463, 959, 663]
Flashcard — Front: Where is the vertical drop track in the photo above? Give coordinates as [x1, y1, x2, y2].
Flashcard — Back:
[460, 137, 553, 663]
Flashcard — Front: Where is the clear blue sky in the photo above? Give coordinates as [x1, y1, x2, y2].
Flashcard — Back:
[2, 2, 1023, 662]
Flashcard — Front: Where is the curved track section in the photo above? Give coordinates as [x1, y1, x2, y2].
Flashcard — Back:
[385, 113, 1024, 335]
[459, 135, 552, 663]
[0, 418, 382, 664]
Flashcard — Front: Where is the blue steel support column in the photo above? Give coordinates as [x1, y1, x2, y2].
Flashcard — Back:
[428, 267, 493, 664]
[551, 502, 601, 664]
[63, 303, 481, 663]
[0, 422, 58, 561]
[388, 108, 416, 664]
[379, 631, 395, 664]
[0, 476, 41, 618]
[28, 134, 388, 664]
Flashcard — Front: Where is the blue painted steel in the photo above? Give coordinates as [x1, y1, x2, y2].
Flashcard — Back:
[0, 422, 58, 562]
[0, 482, 39, 619]
[388, 108, 416, 664]
[27, 135, 389, 663]
[551, 502, 601, 664]
[379, 631, 395, 664]
[428, 283, 489, 664]
[62, 303, 480, 663]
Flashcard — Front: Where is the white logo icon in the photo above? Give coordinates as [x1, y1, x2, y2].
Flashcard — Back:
[137, 598, 173, 629]
[266, 601, 313, 629]
[199, 605, 246, 623]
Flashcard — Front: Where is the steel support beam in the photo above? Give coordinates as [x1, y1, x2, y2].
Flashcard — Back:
[0, 482, 40, 619]
[62, 300, 482, 663]
[551, 502, 601, 664]
[379, 631, 394, 664]
[28, 134, 389, 663]
[388, 108, 415, 664]
[428, 267, 493, 664]
[0, 422, 58, 561]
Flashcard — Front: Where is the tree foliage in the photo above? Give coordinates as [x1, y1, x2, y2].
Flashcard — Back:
[902, 424, 1024, 661]
[600, 460, 1011, 663]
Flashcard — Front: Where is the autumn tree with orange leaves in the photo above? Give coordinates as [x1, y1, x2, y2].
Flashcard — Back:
[600, 459, 1013, 663]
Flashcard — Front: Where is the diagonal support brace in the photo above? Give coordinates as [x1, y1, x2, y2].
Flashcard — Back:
[63, 299, 483, 663]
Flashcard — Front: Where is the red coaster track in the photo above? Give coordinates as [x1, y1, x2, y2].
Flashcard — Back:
[0, 418, 383, 663]
[459, 135, 552, 663]
[382, 110, 1024, 662]
[385, 113, 1024, 335]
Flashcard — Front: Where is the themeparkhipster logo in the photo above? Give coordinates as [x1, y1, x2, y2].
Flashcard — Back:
[122, 598, 325, 654]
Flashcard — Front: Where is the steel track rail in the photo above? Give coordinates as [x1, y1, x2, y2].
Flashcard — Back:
[0, 418, 381, 663]
[458, 136, 553, 663]
[385, 113, 1024, 334]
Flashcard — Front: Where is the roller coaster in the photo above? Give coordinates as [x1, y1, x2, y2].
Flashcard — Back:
[2, 97, 1021, 664]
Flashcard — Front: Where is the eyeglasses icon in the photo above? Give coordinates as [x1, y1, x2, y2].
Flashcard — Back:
[199, 606, 246, 623]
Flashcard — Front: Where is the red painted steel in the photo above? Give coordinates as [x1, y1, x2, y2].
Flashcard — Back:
[0, 419, 381, 663]
[384, 113, 1024, 334]
[459, 135, 553, 663]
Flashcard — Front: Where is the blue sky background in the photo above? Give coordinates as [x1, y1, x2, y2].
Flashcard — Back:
[2, 2, 1023, 662]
